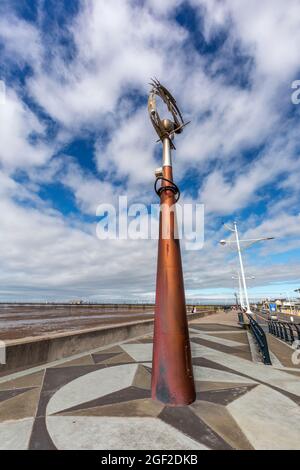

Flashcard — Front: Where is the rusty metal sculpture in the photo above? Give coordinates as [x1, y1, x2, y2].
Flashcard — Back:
[148, 78, 196, 406]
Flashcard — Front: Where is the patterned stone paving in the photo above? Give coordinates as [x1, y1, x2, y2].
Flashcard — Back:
[0, 320, 300, 450]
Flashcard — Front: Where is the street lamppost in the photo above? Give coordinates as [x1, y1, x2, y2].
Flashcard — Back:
[148, 79, 195, 406]
[280, 292, 294, 316]
[232, 273, 255, 310]
[220, 221, 274, 315]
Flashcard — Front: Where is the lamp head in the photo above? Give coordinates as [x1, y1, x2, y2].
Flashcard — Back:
[220, 240, 227, 246]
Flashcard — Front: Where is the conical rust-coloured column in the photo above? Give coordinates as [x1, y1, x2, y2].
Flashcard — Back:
[151, 130, 196, 406]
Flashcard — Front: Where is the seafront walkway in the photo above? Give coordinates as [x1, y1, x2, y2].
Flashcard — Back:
[0, 310, 299, 450]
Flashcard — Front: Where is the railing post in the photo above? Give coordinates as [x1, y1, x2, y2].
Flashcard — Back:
[281, 322, 289, 342]
[278, 322, 285, 340]
[287, 323, 295, 344]
[268, 321, 272, 334]
[293, 324, 300, 342]
[246, 313, 272, 365]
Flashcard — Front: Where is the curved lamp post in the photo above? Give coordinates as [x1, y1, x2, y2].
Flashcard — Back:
[232, 273, 255, 310]
[220, 221, 274, 315]
[148, 79, 195, 406]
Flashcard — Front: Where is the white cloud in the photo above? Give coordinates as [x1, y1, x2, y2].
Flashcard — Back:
[61, 159, 116, 215]
[0, 87, 51, 170]
[96, 107, 156, 185]
[200, 126, 300, 215]
[193, 0, 300, 80]
[27, 0, 187, 129]
[0, 0, 300, 300]
[0, 14, 41, 67]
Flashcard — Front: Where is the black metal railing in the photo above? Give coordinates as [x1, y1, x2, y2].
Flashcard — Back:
[268, 319, 300, 346]
[247, 314, 272, 365]
[237, 310, 245, 326]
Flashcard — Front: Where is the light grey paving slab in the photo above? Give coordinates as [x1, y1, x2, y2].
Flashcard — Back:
[0, 418, 34, 450]
[47, 364, 138, 416]
[269, 352, 284, 368]
[195, 344, 300, 397]
[228, 385, 300, 450]
[193, 366, 256, 384]
[46, 416, 209, 450]
[121, 343, 153, 362]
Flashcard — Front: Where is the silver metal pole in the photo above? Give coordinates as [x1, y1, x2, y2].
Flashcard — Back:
[286, 292, 293, 315]
[237, 272, 245, 309]
[162, 136, 172, 167]
[234, 222, 252, 314]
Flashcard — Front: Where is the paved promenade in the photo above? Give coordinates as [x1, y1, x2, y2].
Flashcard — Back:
[0, 311, 299, 450]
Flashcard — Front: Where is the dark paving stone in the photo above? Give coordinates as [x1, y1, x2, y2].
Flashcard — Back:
[36, 364, 107, 418]
[35, 389, 54, 419]
[192, 357, 233, 371]
[159, 406, 232, 450]
[60, 398, 164, 418]
[92, 352, 121, 364]
[192, 337, 252, 361]
[195, 381, 255, 392]
[0, 387, 35, 403]
[206, 332, 249, 345]
[100, 352, 137, 365]
[196, 384, 258, 405]
[28, 416, 57, 450]
[191, 400, 254, 450]
[54, 386, 151, 415]
[54, 355, 94, 367]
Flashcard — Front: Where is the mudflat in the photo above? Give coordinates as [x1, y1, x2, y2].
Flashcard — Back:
[0, 305, 154, 340]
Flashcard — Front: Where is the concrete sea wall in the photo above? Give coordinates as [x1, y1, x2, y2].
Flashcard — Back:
[0, 309, 218, 377]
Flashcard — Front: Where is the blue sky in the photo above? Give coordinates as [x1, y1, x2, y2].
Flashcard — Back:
[0, 0, 300, 302]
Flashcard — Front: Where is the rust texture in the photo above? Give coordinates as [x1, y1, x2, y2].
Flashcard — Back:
[151, 165, 196, 405]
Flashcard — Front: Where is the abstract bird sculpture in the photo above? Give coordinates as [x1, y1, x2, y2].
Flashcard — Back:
[148, 78, 190, 149]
